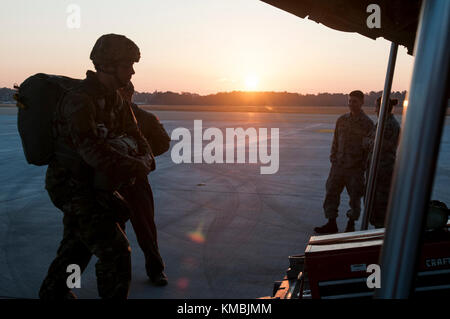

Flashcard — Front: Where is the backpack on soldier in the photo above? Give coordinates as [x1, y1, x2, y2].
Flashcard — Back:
[14, 73, 82, 166]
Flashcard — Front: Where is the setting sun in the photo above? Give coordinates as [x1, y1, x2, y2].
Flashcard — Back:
[244, 75, 259, 91]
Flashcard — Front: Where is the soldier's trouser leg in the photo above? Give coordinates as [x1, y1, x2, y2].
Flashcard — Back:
[121, 177, 164, 277]
[75, 204, 131, 299]
[370, 180, 392, 228]
[370, 192, 389, 228]
[323, 166, 346, 219]
[41, 194, 131, 299]
[39, 214, 92, 299]
[345, 170, 365, 221]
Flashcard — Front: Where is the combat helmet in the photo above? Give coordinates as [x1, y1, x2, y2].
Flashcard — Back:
[90, 34, 140, 67]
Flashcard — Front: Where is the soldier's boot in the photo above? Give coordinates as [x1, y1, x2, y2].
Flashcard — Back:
[39, 277, 78, 300]
[39, 290, 78, 300]
[344, 219, 355, 232]
[314, 218, 338, 234]
[65, 290, 78, 299]
[143, 244, 167, 286]
[149, 272, 168, 286]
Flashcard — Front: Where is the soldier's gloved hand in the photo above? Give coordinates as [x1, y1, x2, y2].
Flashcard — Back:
[137, 141, 152, 157]
[138, 153, 153, 167]
[126, 155, 151, 177]
[135, 155, 153, 176]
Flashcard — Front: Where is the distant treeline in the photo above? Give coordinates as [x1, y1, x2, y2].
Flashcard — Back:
[1, 86, 406, 107]
[0, 88, 15, 103]
[133, 90, 406, 107]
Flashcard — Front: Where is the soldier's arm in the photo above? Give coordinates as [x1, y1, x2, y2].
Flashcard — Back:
[64, 93, 151, 178]
[362, 118, 375, 165]
[121, 100, 155, 173]
[367, 117, 375, 135]
[394, 122, 401, 147]
[131, 103, 171, 156]
[330, 120, 339, 163]
[383, 120, 401, 151]
[362, 127, 375, 169]
[363, 127, 374, 152]
[121, 100, 152, 156]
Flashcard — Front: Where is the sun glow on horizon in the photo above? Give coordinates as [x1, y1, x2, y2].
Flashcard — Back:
[0, 0, 415, 94]
[244, 75, 259, 91]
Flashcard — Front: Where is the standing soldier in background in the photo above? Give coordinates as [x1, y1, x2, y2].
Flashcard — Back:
[40, 34, 153, 299]
[314, 90, 374, 234]
[119, 81, 171, 286]
[365, 97, 400, 228]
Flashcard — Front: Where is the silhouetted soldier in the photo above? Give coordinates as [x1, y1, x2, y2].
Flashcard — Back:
[315, 90, 374, 234]
[119, 81, 170, 286]
[39, 34, 152, 299]
[365, 97, 400, 228]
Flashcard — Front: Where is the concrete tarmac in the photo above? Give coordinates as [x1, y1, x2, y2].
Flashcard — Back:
[1, 107, 449, 299]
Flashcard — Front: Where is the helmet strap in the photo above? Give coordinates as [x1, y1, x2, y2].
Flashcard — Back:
[114, 67, 128, 88]
[96, 64, 126, 89]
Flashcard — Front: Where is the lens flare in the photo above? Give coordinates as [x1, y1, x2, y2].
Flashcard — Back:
[187, 221, 206, 244]
[176, 277, 189, 290]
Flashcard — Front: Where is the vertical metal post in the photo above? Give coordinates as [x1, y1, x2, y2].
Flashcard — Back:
[376, 0, 450, 299]
[361, 42, 398, 230]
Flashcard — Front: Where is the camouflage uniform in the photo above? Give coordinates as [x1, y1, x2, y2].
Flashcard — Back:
[323, 111, 374, 220]
[365, 114, 400, 227]
[39, 70, 152, 299]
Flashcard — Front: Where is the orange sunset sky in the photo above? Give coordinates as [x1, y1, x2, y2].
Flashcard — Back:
[0, 0, 415, 95]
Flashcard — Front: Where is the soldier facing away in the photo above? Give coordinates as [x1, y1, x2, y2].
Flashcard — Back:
[365, 97, 400, 228]
[39, 34, 153, 299]
[314, 90, 374, 234]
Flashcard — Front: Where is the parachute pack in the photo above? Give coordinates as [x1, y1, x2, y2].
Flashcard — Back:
[14, 73, 170, 166]
[14, 73, 82, 166]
